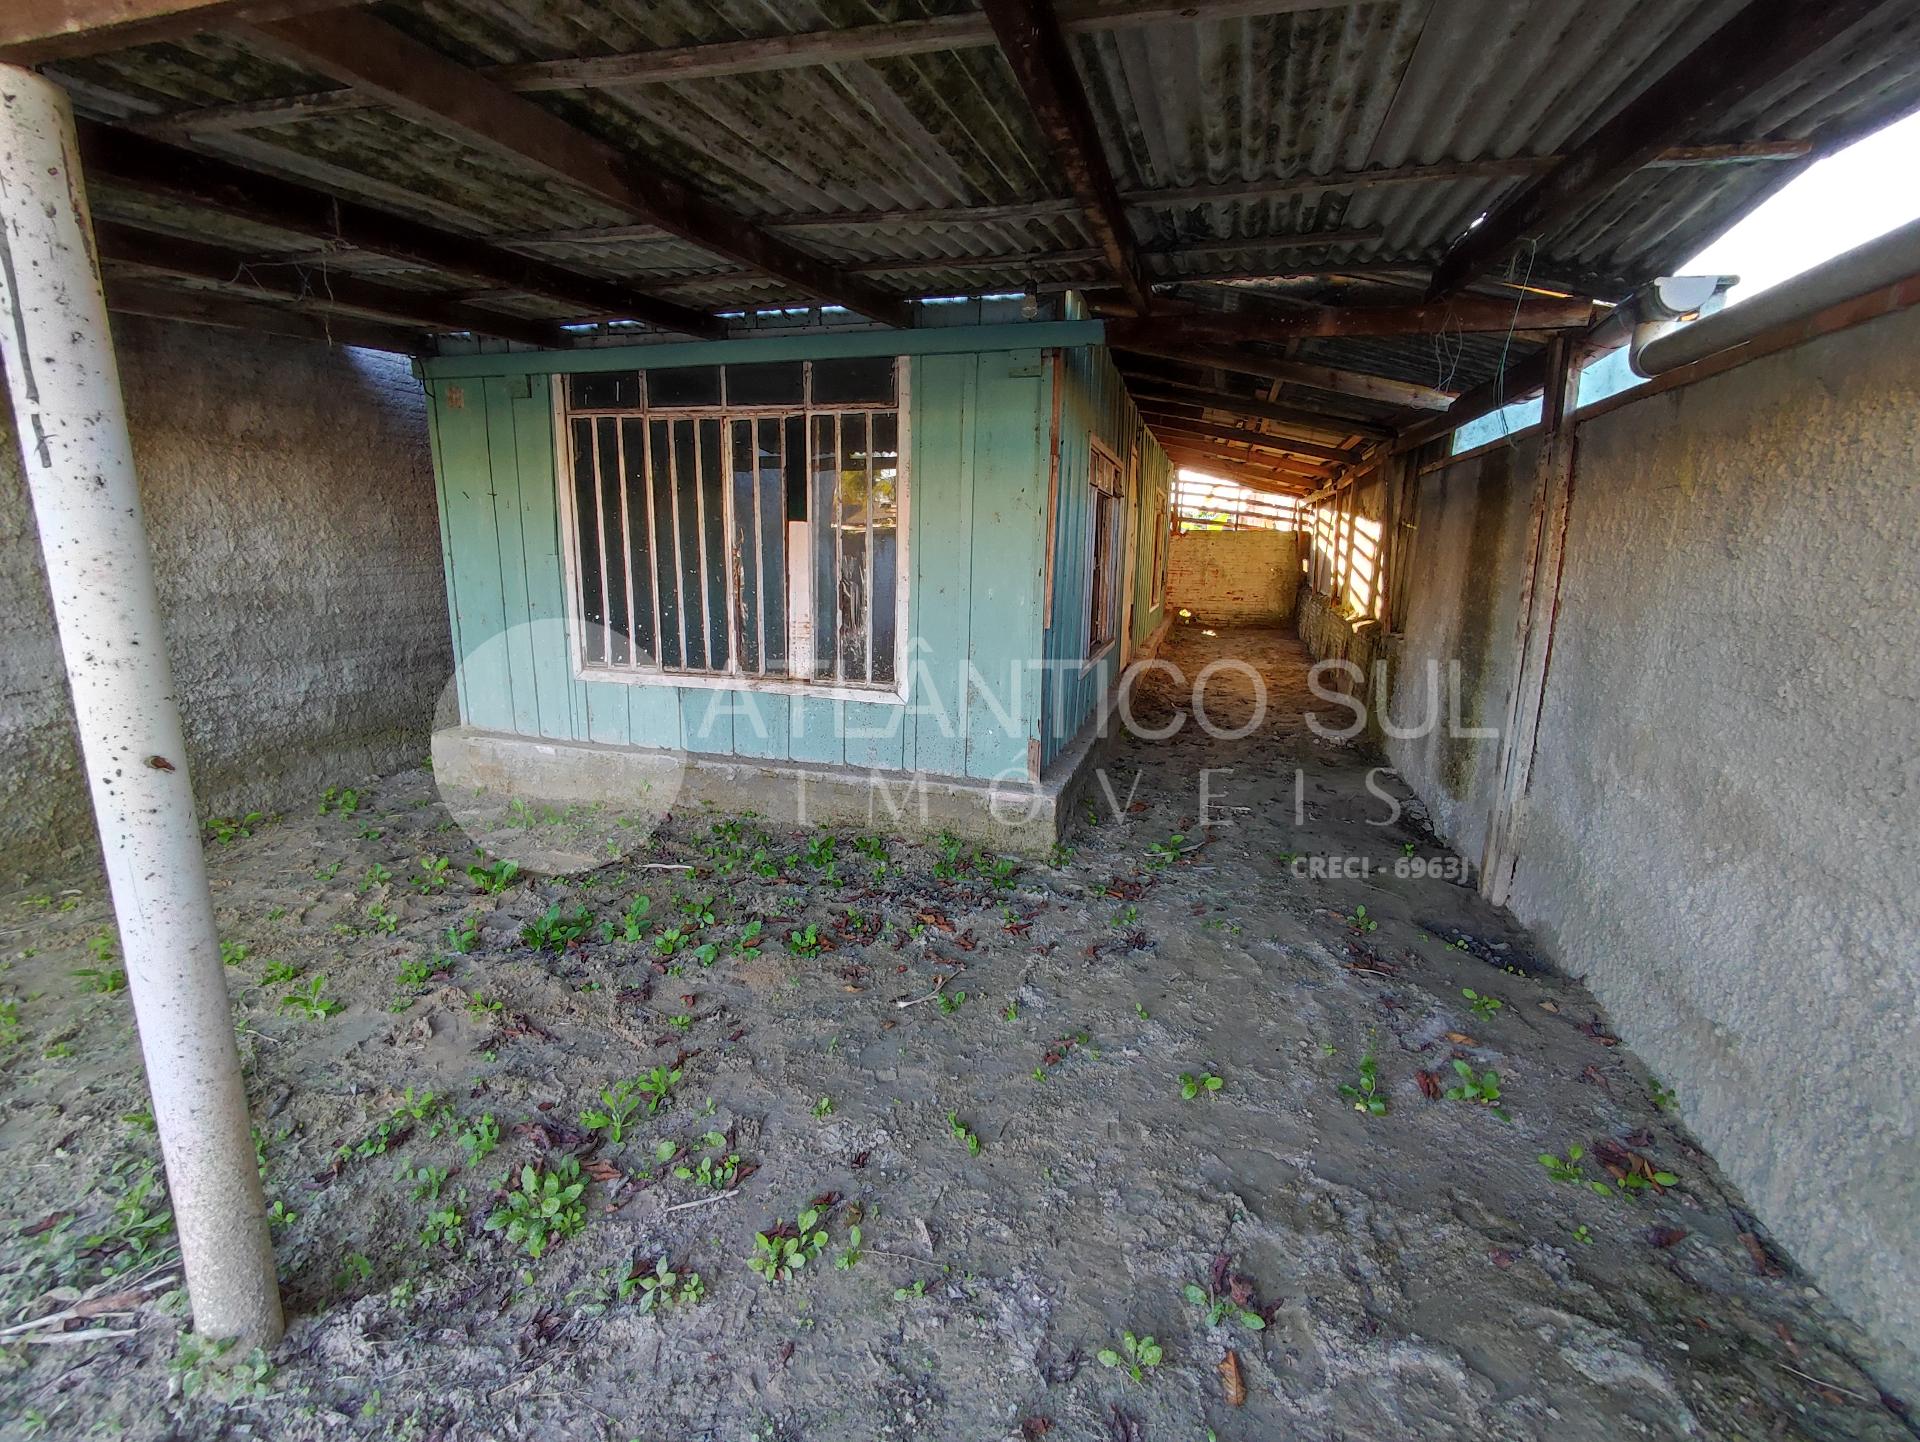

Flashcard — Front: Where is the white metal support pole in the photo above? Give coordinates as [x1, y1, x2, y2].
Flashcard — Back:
[0, 68, 283, 1345]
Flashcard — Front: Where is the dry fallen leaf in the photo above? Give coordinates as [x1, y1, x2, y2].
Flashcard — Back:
[1444, 1031, 1477, 1045]
[1218, 1348, 1247, 1407]
[1738, 1231, 1784, 1276]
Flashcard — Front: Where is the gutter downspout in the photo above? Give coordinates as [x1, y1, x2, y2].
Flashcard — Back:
[1635, 215, 1920, 376]
[0, 69, 283, 1345]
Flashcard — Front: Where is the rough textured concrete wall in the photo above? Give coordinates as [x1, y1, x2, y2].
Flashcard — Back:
[1380, 436, 1540, 867]
[1293, 583, 1378, 686]
[1166, 528, 1299, 622]
[0, 316, 447, 877]
[1503, 306, 1920, 1393]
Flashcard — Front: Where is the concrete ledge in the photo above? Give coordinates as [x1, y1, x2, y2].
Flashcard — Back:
[431, 726, 1102, 856]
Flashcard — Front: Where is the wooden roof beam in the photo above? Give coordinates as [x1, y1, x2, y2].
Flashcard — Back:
[979, 0, 1152, 314]
[1121, 368, 1390, 437]
[77, 121, 722, 338]
[104, 275, 427, 354]
[1159, 429, 1331, 471]
[236, 9, 913, 327]
[1125, 141, 1812, 209]
[126, 1, 1348, 134]
[1127, 295, 1597, 343]
[1163, 448, 1318, 495]
[0, 0, 350, 63]
[94, 222, 571, 348]
[1152, 432, 1332, 478]
[1427, 0, 1886, 297]
[1118, 373, 1389, 440]
[1132, 404, 1352, 463]
[1107, 322, 1455, 410]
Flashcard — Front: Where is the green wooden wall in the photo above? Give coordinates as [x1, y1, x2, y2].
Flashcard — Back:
[1038, 343, 1171, 769]
[426, 343, 1055, 784]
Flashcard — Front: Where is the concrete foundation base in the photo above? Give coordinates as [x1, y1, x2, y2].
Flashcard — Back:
[431, 721, 1120, 856]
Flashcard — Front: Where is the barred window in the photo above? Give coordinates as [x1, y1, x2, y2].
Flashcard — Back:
[1086, 440, 1125, 656]
[558, 358, 905, 693]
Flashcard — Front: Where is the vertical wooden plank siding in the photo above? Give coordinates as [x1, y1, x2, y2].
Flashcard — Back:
[432, 380, 514, 732]
[510, 376, 583, 741]
[1038, 343, 1171, 770]
[908, 353, 976, 779]
[424, 385, 468, 726]
[730, 692, 790, 761]
[679, 688, 734, 755]
[1131, 439, 1170, 645]
[965, 351, 1047, 781]
[483, 376, 540, 739]
[429, 342, 1057, 781]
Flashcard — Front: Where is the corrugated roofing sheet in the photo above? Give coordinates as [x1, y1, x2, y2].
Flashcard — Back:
[42, 0, 1920, 412]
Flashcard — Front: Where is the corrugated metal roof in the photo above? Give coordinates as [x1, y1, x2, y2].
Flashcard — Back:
[42, 0, 1920, 416]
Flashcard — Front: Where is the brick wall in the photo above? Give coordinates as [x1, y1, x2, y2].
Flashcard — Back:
[1166, 528, 1301, 623]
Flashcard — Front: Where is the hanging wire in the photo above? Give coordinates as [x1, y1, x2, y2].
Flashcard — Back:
[1489, 237, 1540, 440]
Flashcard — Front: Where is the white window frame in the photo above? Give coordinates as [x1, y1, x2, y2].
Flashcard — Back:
[554, 359, 912, 704]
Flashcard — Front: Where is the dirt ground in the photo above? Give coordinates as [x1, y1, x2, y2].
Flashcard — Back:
[0, 626, 1909, 1442]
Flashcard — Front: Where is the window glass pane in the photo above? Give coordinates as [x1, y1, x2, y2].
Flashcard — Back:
[870, 412, 899, 686]
[649, 419, 683, 669]
[672, 420, 707, 670]
[811, 355, 896, 407]
[784, 414, 807, 521]
[621, 417, 656, 664]
[568, 371, 640, 409]
[726, 361, 805, 408]
[647, 365, 722, 408]
[810, 414, 838, 679]
[837, 413, 870, 683]
[698, 417, 729, 671]
[570, 417, 605, 664]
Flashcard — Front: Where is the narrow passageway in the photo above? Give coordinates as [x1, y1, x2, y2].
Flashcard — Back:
[0, 625, 1904, 1441]
[1054, 621, 1906, 1440]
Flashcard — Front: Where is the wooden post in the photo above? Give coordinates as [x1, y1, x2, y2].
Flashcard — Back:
[1479, 336, 1580, 905]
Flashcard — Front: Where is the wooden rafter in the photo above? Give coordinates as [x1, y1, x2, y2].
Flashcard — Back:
[1427, 0, 1885, 297]
[0, 0, 348, 63]
[235, 10, 913, 327]
[1107, 322, 1455, 410]
[1107, 294, 1595, 344]
[1131, 403, 1352, 463]
[1146, 426, 1338, 474]
[978, 0, 1151, 314]
[1151, 431, 1331, 477]
[94, 222, 570, 349]
[357, 235, 1385, 308]
[1163, 447, 1318, 493]
[1117, 373, 1390, 440]
[113, 0, 1351, 133]
[104, 275, 426, 354]
[1123, 141, 1812, 209]
[77, 121, 723, 337]
[491, 217, 1381, 259]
